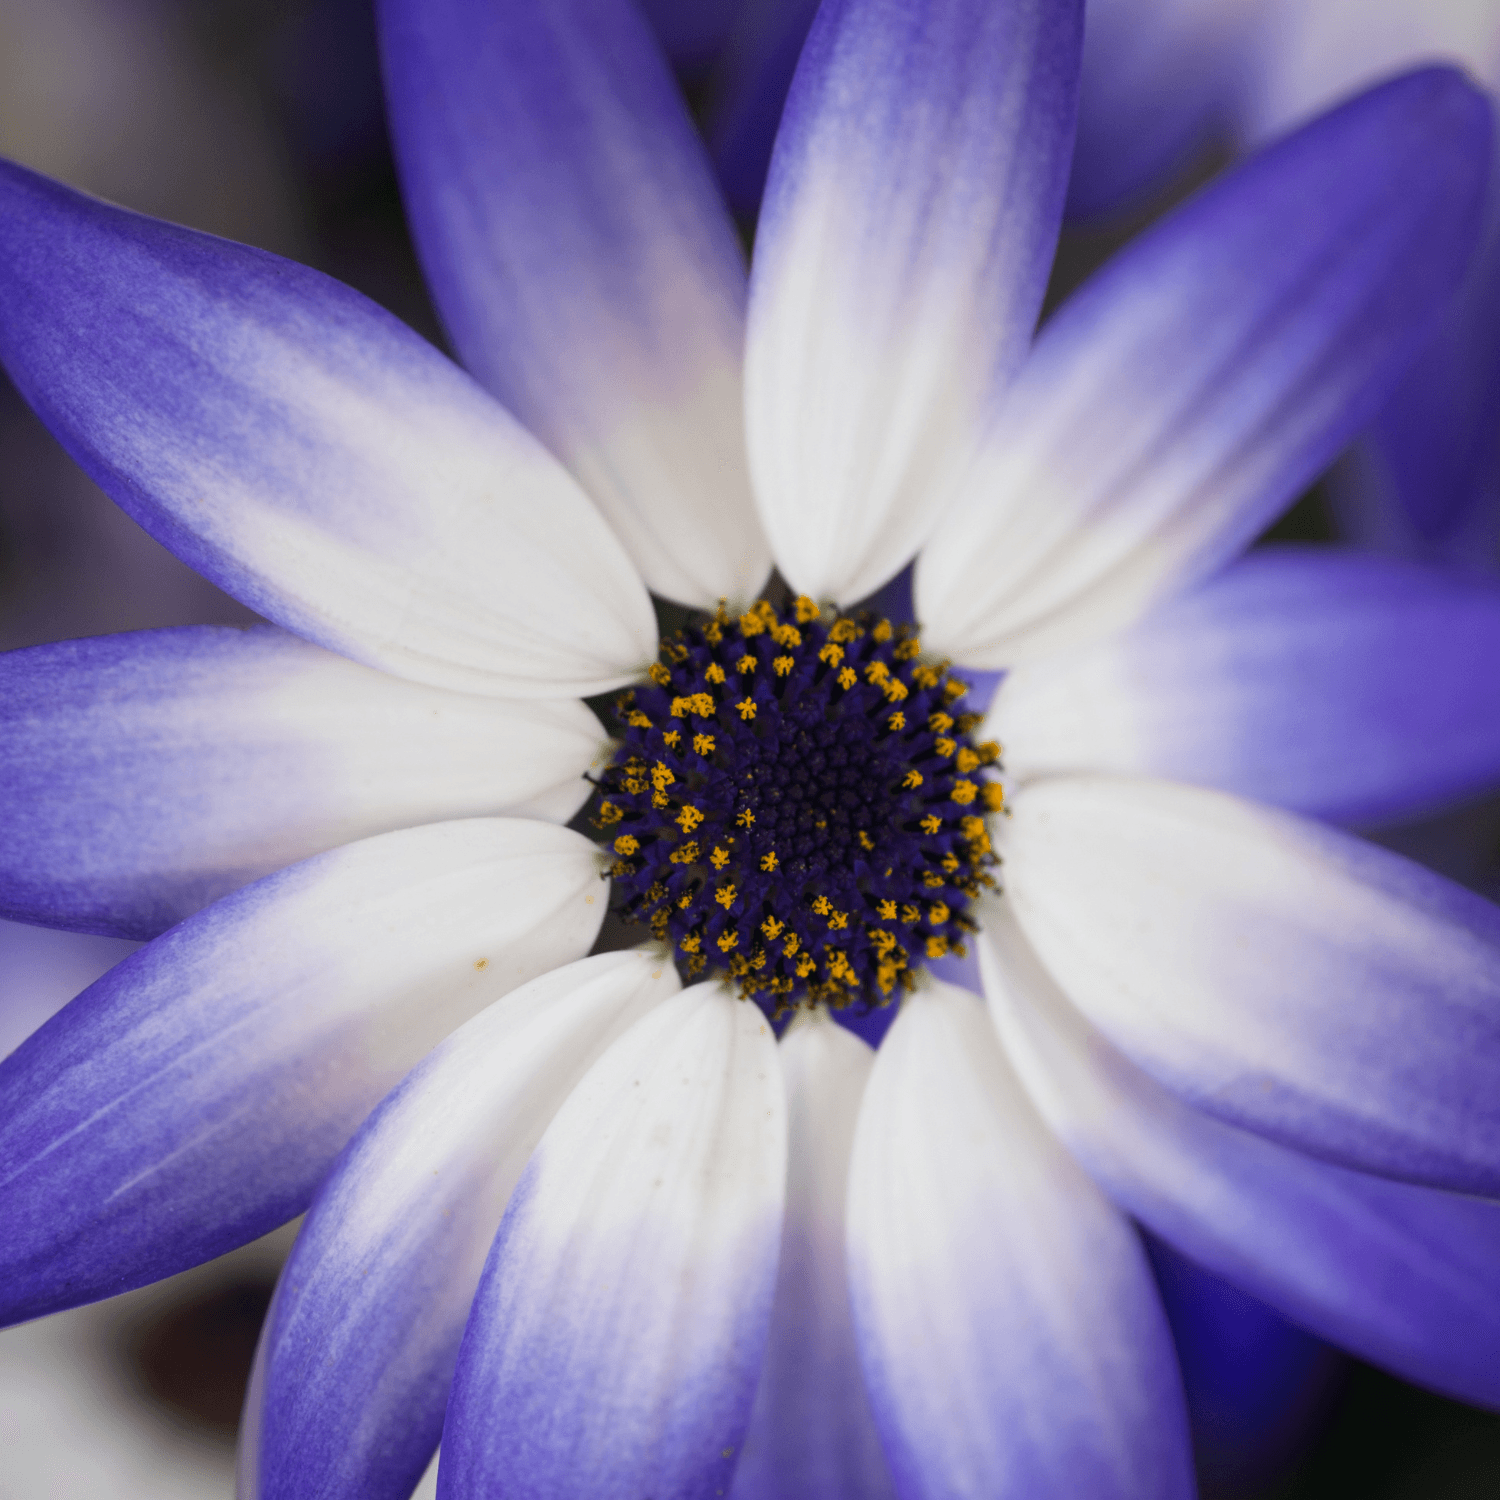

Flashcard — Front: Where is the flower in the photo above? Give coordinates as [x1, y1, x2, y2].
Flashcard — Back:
[0, 2, 1498, 1498]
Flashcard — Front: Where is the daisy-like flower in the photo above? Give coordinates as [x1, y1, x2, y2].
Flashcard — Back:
[1, 3, 1500, 1498]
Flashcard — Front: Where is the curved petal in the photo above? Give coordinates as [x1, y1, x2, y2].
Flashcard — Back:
[1001, 775, 1500, 1194]
[0, 159, 656, 697]
[989, 548, 1500, 824]
[378, 0, 767, 607]
[0, 626, 610, 940]
[979, 902, 1500, 1407]
[257, 951, 679, 1500]
[439, 983, 785, 1500]
[730, 1011, 894, 1500]
[744, 0, 1083, 605]
[638, 0, 739, 69]
[919, 68, 1494, 667]
[846, 981, 1193, 1500]
[0, 818, 606, 1326]
[0, 921, 138, 1059]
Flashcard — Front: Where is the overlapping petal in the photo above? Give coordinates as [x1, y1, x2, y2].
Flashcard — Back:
[1002, 776, 1500, 1194]
[0, 819, 605, 1325]
[0, 159, 655, 697]
[731, 1012, 894, 1500]
[990, 548, 1500, 824]
[0, 626, 608, 939]
[744, 0, 1082, 604]
[440, 983, 785, 1500]
[919, 68, 1493, 666]
[980, 903, 1500, 1406]
[378, 0, 767, 606]
[846, 981, 1193, 1500]
[256, 951, 679, 1500]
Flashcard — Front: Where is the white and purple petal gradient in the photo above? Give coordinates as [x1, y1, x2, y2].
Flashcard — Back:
[744, 0, 1082, 604]
[256, 951, 678, 1500]
[980, 903, 1500, 1407]
[920, 68, 1493, 666]
[0, 819, 604, 1325]
[731, 1011, 894, 1500]
[990, 548, 1500, 825]
[378, 0, 767, 607]
[0, 159, 655, 698]
[440, 983, 785, 1500]
[0, 626, 608, 939]
[1002, 776, 1500, 1195]
[846, 981, 1193, 1500]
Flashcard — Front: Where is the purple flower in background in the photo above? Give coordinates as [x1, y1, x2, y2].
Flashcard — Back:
[1070, 0, 1500, 567]
[0, 3, 1498, 1498]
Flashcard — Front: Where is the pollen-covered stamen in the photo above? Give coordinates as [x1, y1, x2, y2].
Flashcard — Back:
[592, 597, 1002, 1013]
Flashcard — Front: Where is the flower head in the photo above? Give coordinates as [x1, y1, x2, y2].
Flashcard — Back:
[0, 3, 1497, 1499]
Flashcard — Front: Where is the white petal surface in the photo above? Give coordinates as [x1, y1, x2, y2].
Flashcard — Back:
[919, 69, 1491, 666]
[744, 0, 1082, 604]
[1, 626, 609, 938]
[258, 951, 679, 1500]
[846, 981, 1193, 1500]
[0, 818, 606, 1324]
[380, 0, 768, 607]
[987, 548, 1500, 825]
[980, 901, 1500, 1406]
[0, 160, 656, 697]
[731, 1011, 894, 1500]
[439, 984, 786, 1500]
[1002, 776, 1500, 1193]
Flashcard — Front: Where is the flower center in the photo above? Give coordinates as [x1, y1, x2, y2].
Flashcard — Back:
[594, 596, 1002, 1013]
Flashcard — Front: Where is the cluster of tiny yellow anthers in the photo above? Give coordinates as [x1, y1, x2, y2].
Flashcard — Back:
[593, 596, 1003, 1013]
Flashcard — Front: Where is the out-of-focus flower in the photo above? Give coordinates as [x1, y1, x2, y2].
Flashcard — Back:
[1071, 0, 1500, 568]
[0, 3, 1497, 1498]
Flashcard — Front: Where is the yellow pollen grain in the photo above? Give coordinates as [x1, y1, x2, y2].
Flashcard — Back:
[716, 884, 737, 909]
[819, 642, 844, 667]
[926, 934, 949, 959]
[883, 679, 908, 702]
[771, 623, 802, 648]
[598, 801, 622, 825]
[613, 834, 639, 856]
[982, 784, 1005, 811]
[901, 904, 921, 923]
[794, 595, 821, 623]
[929, 901, 950, 924]
[647, 662, 671, 686]
[761, 916, 785, 939]
[903, 769, 923, 789]
[858, 830, 874, 851]
[811, 895, 832, 916]
[837, 666, 857, 690]
[783, 931, 801, 956]
[661, 729, 680, 748]
[951, 780, 978, 805]
[718, 930, 740, 951]
[865, 661, 890, 685]
[625, 710, 652, 728]
[956, 748, 980, 773]
[710, 845, 731, 869]
[704, 662, 726, 685]
[736, 655, 757, 674]
[737, 807, 756, 827]
[773, 655, 795, 677]
[920, 814, 942, 835]
[929, 711, 954, 732]
[761, 851, 779, 872]
[693, 733, 715, 755]
[736, 698, 757, 721]
[935, 737, 957, 758]
[677, 805, 705, 832]
[888, 711, 905, 731]
[877, 899, 897, 920]
[670, 842, 699, 864]
[681, 933, 701, 953]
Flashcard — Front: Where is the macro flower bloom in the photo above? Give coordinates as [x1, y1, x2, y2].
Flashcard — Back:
[1, 2, 1500, 1498]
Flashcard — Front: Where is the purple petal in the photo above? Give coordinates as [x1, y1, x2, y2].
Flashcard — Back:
[730, 1013, 894, 1500]
[981, 903, 1500, 1406]
[0, 819, 605, 1325]
[744, 0, 1082, 604]
[1002, 775, 1500, 1195]
[378, 0, 766, 606]
[257, 952, 678, 1500]
[439, 984, 785, 1500]
[991, 548, 1500, 825]
[0, 626, 607, 939]
[920, 68, 1494, 667]
[0, 159, 655, 697]
[638, 0, 739, 69]
[846, 981, 1193, 1500]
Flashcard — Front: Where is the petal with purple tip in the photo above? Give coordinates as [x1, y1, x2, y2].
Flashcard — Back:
[0, 160, 655, 697]
[989, 548, 1500, 825]
[731, 1011, 894, 1500]
[257, 951, 679, 1500]
[0, 818, 605, 1326]
[744, 0, 1082, 604]
[1001, 776, 1500, 1194]
[439, 983, 785, 1500]
[920, 68, 1493, 667]
[980, 902, 1500, 1407]
[846, 981, 1193, 1500]
[378, 0, 767, 607]
[0, 626, 608, 940]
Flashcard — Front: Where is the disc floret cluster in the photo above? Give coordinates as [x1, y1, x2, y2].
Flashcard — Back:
[594, 596, 1004, 1011]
